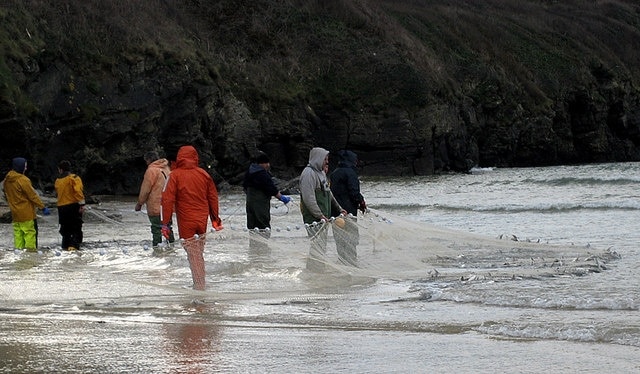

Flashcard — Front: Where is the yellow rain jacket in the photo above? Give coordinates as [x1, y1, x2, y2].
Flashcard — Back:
[2, 170, 45, 222]
[55, 173, 85, 206]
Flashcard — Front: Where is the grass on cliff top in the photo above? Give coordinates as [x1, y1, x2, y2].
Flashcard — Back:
[2, 0, 640, 115]
[0, 7, 45, 115]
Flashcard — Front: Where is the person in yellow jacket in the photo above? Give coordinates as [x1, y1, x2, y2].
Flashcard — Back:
[135, 151, 175, 247]
[2, 157, 50, 251]
[54, 160, 85, 251]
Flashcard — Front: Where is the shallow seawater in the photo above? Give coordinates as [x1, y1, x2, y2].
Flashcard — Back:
[1, 162, 640, 373]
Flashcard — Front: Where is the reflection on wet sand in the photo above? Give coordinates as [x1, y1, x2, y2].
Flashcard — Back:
[163, 303, 221, 373]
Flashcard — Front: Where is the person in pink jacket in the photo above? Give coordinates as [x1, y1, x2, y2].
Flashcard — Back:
[135, 151, 174, 247]
[161, 145, 222, 290]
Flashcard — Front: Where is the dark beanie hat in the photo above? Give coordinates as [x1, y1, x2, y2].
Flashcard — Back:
[58, 160, 71, 172]
[143, 151, 160, 163]
[12, 157, 26, 173]
[255, 153, 270, 164]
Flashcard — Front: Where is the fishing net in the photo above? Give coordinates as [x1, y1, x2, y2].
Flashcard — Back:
[1, 196, 619, 297]
[216, 199, 622, 284]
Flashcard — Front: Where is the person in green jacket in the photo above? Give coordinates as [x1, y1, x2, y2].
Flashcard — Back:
[299, 147, 346, 271]
[2, 157, 50, 251]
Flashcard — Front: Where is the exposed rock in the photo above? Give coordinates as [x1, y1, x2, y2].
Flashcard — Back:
[1, 1, 639, 195]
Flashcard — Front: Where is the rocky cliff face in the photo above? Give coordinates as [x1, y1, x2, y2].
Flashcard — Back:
[1, 1, 639, 195]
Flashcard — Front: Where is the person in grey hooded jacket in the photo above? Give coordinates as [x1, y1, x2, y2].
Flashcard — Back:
[299, 147, 346, 271]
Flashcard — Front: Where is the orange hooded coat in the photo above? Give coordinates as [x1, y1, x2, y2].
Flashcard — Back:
[137, 158, 171, 216]
[160, 146, 221, 238]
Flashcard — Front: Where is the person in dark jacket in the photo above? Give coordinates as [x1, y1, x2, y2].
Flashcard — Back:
[330, 150, 366, 215]
[329, 150, 366, 266]
[243, 153, 291, 251]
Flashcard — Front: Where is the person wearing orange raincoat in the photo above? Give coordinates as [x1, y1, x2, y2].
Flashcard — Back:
[160, 145, 222, 290]
[135, 151, 174, 247]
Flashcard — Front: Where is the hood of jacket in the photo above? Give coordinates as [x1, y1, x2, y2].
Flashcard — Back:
[175, 146, 199, 169]
[248, 163, 266, 174]
[307, 147, 329, 172]
[4, 169, 23, 184]
[149, 158, 170, 171]
[337, 150, 357, 168]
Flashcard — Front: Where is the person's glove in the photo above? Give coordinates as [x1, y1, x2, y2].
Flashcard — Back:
[212, 216, 223, 231]
[161, 224, 172, 239]
[42, 207, 51, 216]
[358, 200, 367, 214]
[279, 195, 292, 204]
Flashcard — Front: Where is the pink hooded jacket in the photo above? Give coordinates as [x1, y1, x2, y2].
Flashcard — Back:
[137, 158, 170, 216]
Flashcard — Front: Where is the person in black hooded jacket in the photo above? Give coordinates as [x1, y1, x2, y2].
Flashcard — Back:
[329, 150, 366, 216]
[329, 150, 366, 266]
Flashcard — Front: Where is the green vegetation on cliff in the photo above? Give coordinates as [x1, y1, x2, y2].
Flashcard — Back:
[4, 1, 635, 109]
